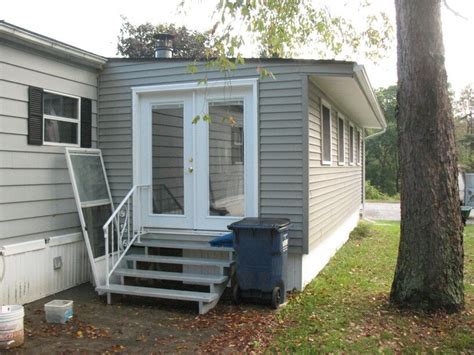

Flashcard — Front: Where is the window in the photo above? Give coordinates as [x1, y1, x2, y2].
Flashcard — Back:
[349, 125, 354, 164]
[321, 104, 332, 164]
[356, 130, 361, 165]
[43, 91, 80, 145]
[338, 116, 345, 164]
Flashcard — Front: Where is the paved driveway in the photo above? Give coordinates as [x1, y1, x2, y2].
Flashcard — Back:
[364, 201, 473, 224]
[364, 202, 400, 221]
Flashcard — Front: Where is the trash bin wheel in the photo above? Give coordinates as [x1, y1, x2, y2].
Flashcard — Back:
[271, 286, 281, 309]
[232, 284, 241, 304]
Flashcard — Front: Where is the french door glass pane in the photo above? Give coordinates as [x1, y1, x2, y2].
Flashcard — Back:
[152, 104, 185, 215]
[208, 101, 244, 217]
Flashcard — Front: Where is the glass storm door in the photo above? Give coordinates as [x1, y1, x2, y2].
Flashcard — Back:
[138, 83, 257, 231]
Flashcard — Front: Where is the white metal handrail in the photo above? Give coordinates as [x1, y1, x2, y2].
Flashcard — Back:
[103, 184, 148, 289]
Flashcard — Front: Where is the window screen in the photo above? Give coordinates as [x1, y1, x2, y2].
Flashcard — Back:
[69, 154, 109, 203]
[322, 105, 331, 163]
[338, 117, 344, 163]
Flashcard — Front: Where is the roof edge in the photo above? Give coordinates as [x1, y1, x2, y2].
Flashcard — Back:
[0, 20, 107, 69]
[353, 64, 387, 129]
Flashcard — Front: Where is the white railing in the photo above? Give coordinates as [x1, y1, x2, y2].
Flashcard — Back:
[102, 184, 147, 289]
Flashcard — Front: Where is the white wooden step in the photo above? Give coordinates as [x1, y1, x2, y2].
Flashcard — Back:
[142, 230, 226, 242]
[134, 239, 234, 252]
[96, 284, 218, 303]
[124, 254, 234, 267]
[115, 268, 228, 285]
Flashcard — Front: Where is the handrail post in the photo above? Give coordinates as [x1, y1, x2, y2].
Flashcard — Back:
[101, 184, 148, 287]
[104, 227, 109, 288]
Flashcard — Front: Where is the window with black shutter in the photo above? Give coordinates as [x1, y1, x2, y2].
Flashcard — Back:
[28, 87, 44, 145]
[28, 87, 92, 147]
[81, 98, 92, 148]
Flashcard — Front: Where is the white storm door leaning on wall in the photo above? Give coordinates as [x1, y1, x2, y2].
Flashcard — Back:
[135, 79, 258, 231]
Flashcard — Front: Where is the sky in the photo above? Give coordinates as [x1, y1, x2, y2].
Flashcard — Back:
[2, 0, 473, 94]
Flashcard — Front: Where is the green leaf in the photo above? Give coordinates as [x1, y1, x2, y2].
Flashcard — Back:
[192, 115, 201, 124]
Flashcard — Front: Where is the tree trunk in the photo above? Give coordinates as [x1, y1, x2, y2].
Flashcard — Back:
[390, 0, 464, 312]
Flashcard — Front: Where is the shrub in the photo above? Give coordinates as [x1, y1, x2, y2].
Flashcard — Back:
[349, 221, 376, 240]
[365, 180, 390, 200]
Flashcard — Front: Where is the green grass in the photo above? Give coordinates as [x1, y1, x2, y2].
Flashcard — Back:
[268, 222, 474, 353]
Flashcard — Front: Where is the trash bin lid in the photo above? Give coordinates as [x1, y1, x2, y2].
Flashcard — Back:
[228, 217, 291, 230]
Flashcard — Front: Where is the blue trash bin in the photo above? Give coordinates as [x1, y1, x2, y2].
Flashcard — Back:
[228, 217, 291, 308]
[209, 232, 234, 247]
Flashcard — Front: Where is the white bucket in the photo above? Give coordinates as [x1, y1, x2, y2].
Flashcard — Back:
[0, 305, 24, 349]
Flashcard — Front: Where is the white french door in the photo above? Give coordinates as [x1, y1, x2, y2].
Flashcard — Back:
[135, 80, 258, 231]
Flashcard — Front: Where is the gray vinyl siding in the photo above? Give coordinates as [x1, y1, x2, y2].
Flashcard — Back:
[98, 60, 307, 252]
[0, 41, 99, 244]
[307, 79, 363, 249]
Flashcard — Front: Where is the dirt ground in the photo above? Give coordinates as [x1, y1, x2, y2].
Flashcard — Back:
[7, 283, 278, 354]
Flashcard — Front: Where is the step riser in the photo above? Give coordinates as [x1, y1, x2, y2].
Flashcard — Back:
[97, 285, 218, 303]
[142, 230, 227, 243]
[115, 268, 227, 284]
[135, 240, 234, 254]
[124, 254, 234, 268]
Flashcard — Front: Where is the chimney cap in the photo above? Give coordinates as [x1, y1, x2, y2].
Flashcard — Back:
[155, 33, 175, 41]
[154, 33, 175, 58]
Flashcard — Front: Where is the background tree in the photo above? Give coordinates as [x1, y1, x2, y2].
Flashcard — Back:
[206, 0, 392, 63]
[366, 86, 399, 196]
[453, 84, 474, 172]
[390, 0, 464, 311]
[117, 16, 217, 59]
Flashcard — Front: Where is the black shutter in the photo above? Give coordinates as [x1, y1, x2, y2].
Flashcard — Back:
[28, 86, 43, 145]
[80, 98, 92, 148]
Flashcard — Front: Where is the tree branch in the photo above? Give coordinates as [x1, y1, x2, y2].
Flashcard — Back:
[442, 0, 468, 20]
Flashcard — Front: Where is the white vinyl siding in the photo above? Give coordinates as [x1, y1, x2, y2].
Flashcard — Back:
[0, 41, 99, 244]
[307, 80, 363, 249]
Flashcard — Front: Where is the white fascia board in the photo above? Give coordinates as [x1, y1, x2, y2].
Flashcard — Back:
[353, 65, 387, 129]
[132, 78, 259, 95]
[0, 22, 107, 69]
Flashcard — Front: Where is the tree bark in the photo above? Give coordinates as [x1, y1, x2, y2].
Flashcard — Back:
[390, 0, 464, 312]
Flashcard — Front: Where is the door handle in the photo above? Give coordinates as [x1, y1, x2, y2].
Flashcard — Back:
[188, 166, 194, 173]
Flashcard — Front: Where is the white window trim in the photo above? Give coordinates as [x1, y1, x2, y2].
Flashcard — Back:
[349, 123, 355, 165]
[321, 99, 332, 166]
[337, 115, 345, 166]
[42, 90, 81, 147]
